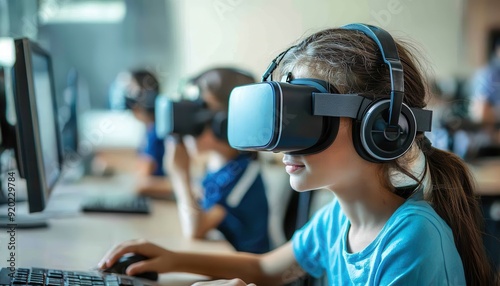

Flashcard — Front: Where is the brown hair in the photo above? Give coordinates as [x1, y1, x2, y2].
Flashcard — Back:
[192, 67, 255, 111]
[128, 70, 160, 117]
[131, 69, 160, 94]
[277, 28, 497, 285]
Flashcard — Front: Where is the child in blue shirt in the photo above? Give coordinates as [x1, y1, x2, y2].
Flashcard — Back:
[99, 27, 497, 285]
[199, 152, 269, 253]
[122, 70, 165, 177]
[121, 70, 171, 197]
[165, 67, 270, 254]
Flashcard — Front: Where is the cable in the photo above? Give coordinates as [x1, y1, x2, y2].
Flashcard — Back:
[261, 45, 297, 82]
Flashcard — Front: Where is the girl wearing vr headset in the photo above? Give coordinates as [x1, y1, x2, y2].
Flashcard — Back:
[99, 27, 497, 285]
[166, 67, 272, 254]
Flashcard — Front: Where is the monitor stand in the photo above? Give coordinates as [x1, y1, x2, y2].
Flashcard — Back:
[0, 109, 48, 228]
[0, 178, 49, 229]
[0, 216, 49, 229]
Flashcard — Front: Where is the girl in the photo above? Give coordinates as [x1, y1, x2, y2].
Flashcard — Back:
[165, 67, 271, 254]
[99, 27, 497, 285]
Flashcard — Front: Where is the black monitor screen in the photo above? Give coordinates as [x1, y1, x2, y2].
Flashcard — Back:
[13, 38, 62, 213]
[31, 52, 60, 189]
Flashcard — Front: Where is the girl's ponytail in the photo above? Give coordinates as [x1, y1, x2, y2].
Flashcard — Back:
[422, 139, 497, 285]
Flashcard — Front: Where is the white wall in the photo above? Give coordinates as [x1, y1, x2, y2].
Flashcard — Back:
[368, 0, 466, 78]
[165, 0, 466, 91]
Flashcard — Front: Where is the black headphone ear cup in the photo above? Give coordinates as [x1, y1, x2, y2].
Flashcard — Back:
[211, 112, 228, 141]
[352, 119, 378, 163]
[353, 100, 417, 162]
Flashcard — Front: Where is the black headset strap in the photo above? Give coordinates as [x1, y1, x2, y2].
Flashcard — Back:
[312, 92, 432, 132]
[342, 23, 404, 128]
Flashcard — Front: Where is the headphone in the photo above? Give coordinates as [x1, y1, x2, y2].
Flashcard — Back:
[343, 24, 415, 162]
[307, 24, 420, 161]
[229, 23, 432, 162]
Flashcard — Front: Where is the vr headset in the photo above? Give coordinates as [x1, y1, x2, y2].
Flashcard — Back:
[227, 23, 433, 162]
[125, 89, 157, 113]
[155, 96, 227, 140]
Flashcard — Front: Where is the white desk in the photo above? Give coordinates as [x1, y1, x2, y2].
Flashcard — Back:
[0, 174, 234, 286]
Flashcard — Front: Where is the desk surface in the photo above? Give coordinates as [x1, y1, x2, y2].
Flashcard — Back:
[0, 174, 234, 286]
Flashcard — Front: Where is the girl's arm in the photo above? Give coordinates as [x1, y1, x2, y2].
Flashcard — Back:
[98, 240, 305, 286]
[166, 139, 226, 238]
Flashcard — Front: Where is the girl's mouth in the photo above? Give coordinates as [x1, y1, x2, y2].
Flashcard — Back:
[284, 163, 306, 174]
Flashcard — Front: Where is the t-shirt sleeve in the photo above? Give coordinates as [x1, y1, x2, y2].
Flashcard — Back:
[376, 214, 466, 286]
[291, 201, 335, 279]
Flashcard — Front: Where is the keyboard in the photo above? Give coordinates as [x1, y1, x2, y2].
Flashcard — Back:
[80, 195, 151, 214]
[0, 267, 157, 286]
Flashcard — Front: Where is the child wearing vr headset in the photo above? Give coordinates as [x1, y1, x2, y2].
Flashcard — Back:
[164, 67, 272, 254]
[99, 25, 497, 285]
[120, 70, 171, 198]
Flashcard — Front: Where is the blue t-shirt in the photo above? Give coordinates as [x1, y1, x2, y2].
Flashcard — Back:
[201, 153, 270, 254]
[138, 123, 165, 176]
[292, 197, 466, 285]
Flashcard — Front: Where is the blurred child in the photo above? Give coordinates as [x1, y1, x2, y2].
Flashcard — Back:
[166, 67, 271, 253]
[118, 69, 172, 198]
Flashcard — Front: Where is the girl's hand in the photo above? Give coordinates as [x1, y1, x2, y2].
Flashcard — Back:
[192, 279, 256, 286]
[97, 239, 175, 276]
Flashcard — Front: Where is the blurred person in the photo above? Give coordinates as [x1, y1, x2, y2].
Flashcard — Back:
[112, 69, 172, 198]
[99, 26, 497, 285]
[470, 39, 500, 144]
[165, 67, 271, 254]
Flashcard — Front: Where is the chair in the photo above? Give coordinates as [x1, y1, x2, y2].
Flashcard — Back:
[260, 155, 295, 249]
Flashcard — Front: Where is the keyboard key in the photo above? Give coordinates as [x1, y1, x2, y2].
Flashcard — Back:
[0, 268, 152, 286]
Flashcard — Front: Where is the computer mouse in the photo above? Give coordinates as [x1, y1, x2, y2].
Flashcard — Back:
[103, 253, 159, 281]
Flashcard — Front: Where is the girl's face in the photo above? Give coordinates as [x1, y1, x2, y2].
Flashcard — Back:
[283, 118, 378, 192]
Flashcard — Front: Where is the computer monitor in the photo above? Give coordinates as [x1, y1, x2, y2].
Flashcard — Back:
[11, 38, 63, 213]
[0, 67, 7, 151]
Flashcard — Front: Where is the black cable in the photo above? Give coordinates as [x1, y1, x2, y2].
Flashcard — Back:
[261, 45, 297, 82]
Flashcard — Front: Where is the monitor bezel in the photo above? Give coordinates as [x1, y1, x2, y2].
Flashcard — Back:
[13, 37, 63, 213]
